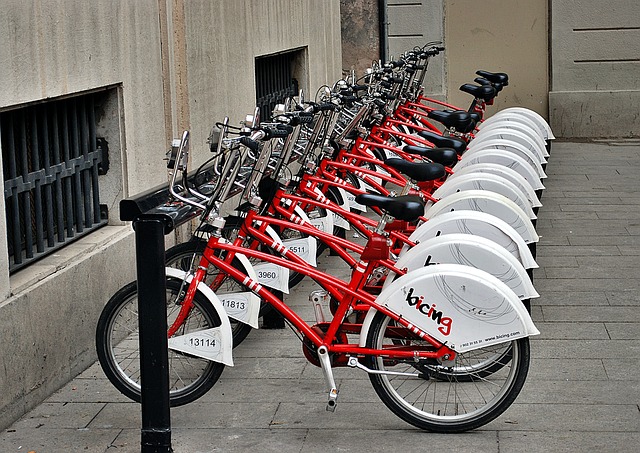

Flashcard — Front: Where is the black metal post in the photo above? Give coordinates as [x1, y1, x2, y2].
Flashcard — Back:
[120, 158, 211, 452]
[134, 217, 173, 453]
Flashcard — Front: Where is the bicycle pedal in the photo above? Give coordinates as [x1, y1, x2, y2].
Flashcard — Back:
[326, 387, 339, 412]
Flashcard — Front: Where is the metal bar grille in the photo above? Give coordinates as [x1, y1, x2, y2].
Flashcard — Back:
[255, 52, 299, 121]
[2, 93, 107, 273]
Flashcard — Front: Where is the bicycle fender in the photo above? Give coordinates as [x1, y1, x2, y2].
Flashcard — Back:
[425, 190, 539, 244]
[166, 259, 260, 330]
[285, 205, 319, 266]
[386, 233, 538, 300]
[493, 107, 555, 140]
[432, 172, 536, 219]
[478, 117, 549, 154]
[450, 163, 541, 208]
[465, 139, 547, 179]
[217, 242, 262, 329]
[455, 149, 545, 190]
[469, 129, 547, 165]
[347, 180, 368, 211]
[483, 112, 552, 153]
[295, 201, 335, 237]
[165, 267, 234, 366]
[475, 122, 548, 159]
[481, 116, 550, 158]
[360, 264, 539, 353]
[309, 211, 334, 236]
[408, 210, 538, 269]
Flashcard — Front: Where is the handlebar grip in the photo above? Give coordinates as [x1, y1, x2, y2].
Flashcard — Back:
[276, 123, 294, 132]
[352, 84, 369, 93]
[239, 136, 260, 151]
[297, 112, 314, 123]
[373, 99, 386, 108]
[263, 126, 291, 139]
[314, 102, 338, 112]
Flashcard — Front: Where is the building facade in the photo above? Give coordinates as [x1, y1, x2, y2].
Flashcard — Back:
[0, 0, 342, 429]
[2, 0, 638, 431]
[345, 0, 639, 138]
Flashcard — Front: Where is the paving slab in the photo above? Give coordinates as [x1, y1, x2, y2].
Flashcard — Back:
[498, 431, 640, 453]
[1, 140, 639, 452]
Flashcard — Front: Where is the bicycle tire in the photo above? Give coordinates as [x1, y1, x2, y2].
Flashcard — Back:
[365, 311, 530, 432]
[96, 278, 225, 406]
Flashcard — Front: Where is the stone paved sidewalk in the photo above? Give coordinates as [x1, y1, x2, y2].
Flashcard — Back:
[1, 141, 639, 452]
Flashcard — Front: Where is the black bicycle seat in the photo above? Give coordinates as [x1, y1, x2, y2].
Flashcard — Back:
[475, 70, 509, 86]
[417, 130, 467, 155]
[402, 146, 458, 167]
[354, 194, 425, 221]
[383, 158, 445, 182]
[427, 110, 475, 133]
[459, 84, 496, 102]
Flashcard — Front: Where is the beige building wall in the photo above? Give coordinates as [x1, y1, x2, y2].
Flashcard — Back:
[444, 0, 549, 118]
[0, 0, 341, 429]
[340, 0, 381, 77]
[549, 1, 640, 138]
[387, 0, 445, 98]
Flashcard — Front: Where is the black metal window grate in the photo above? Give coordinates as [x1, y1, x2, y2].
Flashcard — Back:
[255, 52, 299, 121]
[2, 93, 108, 273]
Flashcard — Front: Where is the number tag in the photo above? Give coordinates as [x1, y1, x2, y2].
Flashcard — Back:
[347, 192, 367, 212]
[376, 164, 391, 179]
[309, 213, 334, 234]
[218, 291, 260, 329]
[331, 212, 351, 230]
[283, 236, 317, 267]
[253, 262, 290, 293]
[313, 186, 350, 230]
[168, 327, 223, 362]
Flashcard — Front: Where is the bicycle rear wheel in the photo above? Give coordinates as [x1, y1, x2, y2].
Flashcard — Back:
[96, 278, 225, 406]
[365, 311, 530, 432]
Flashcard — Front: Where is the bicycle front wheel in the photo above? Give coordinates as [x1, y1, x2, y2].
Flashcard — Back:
[365, 311, 530, 432]
[165, 240, 254, 346]
[96, 278, 225, 406]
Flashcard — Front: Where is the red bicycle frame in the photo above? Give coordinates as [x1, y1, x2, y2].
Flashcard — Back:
[174, 209, 456, 363]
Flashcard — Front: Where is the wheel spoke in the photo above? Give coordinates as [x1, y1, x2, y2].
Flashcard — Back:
[366, 312, 529, 432]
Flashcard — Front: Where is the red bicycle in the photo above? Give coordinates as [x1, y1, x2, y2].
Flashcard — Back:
[96, 127, 539, 433]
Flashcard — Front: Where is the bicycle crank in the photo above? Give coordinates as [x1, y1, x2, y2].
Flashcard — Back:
[347, 356, 424, 378]
[317, 345, 339, 412]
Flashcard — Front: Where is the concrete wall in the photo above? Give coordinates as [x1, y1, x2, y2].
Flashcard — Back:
[341, 0, 381, 77]
[0, 0, 341, 429]
[387, 0, 445, 98]
[184, 0, 343, 162]
[444, 0, 549, 118]
[549, 1, 640, 138]
[337, 0, 445, 98]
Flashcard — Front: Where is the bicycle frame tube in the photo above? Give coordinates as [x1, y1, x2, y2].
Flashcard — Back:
[192, 233, 454, 361]
[292, 179, 418, 248]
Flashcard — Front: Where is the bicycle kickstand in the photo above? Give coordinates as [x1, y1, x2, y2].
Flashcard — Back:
[316, 345, 339, 412]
